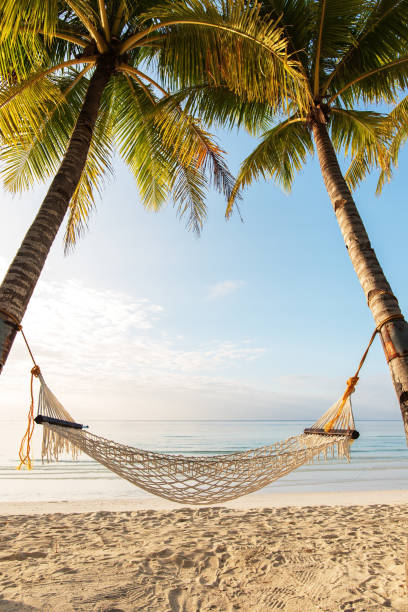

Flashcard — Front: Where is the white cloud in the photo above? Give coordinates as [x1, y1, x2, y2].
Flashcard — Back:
[0, 266, 397, 422]
[1, 275, 266, 419]
[20, 279, 263, 380]
[207, 280, 245, 300]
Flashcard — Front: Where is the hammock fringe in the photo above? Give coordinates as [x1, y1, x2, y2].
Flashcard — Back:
[37, 374, 80, 462]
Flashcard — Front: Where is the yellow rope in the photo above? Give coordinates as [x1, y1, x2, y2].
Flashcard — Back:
[0, 308, 43, 468]
[324, 326, 379, 432]
[17, 366, 41, 470]
[323, 313, 403, 433]
[324, 376, 359, 432]
[0, 307, 37, 367]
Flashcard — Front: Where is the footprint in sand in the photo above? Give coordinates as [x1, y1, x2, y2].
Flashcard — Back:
[260, 586, 298, 610]
[1, 580, 17, 588]
[168, 587, 181, 611]
[173, 555, 194, 570]
[0, 552, 47, 562]
[52, 566, 78, 574]
[168, 587, 194, 612]
[197, 554, 219, 585]
[157, 548, 173, 558]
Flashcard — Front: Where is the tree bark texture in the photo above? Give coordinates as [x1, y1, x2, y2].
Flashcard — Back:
[0, 55, 115, 374]
[312, 120, 408, 443]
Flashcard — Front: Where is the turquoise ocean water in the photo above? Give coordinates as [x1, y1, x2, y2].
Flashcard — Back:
[0, 419, 407, 502]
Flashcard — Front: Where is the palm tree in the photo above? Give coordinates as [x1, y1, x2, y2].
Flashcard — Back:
[0, 0, 301, 373]
[162, 0, 408, 440]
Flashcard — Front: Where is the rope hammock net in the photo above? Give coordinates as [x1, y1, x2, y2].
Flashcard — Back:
[24, 371, 359, 505]
[7, 308, 395, 505]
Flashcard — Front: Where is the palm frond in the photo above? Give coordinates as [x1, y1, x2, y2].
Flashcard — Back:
[97, 0, 110, 41]
[330, 107, 388, 158]
[134, 0, 308, 112]
[0, 57, 96, 113]
[114, 66, 235, 230]
[1, 69, 92, 191]
[64, 76, 114, 250]
[309, 0, 363, 95]
[257, 0, 313, 80]
[0, 0, 59, 43]
[332, 54, 408, 106]
[227, 117, 313, 217]
[172, 163, 208, 234]
[386, 94, 408, 161]
[346, 93, 408, 194]
[151, 90, 235, 201]
[324, 0, 408, 98]
[336, 109, 392, 193]
[0, 30, 47, 82]
[0, 74, 62, 147]
[345, 146, 391, 194]
[154, 83, 272, 135]
[113, 74, 172, 209]
[111, 1, 130, 37]
[64, 0, 107, 51]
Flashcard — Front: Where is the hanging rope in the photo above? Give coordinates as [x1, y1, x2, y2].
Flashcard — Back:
[0, 308, 41, 470]
[0, 308, 37, 367]
[322, 313, 404, 433]
[17, 365, 41, 470]
[324, 326, 379, 433]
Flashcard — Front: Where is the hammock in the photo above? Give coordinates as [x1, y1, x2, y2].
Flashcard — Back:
[9, 308, 402, 505]
[27, 371, 359, 505]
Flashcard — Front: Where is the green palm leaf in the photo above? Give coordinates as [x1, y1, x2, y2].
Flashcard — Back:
[113, 74, 173, 209]
[155, 83, 272, 135]
[324, 0, 408, 100]
[227, 117, 313, 216]
[1, 69, 89, 191]
[345, 94, 408, 193]
[331, 107, 391, 193]
[65, 73, 115, 250]
[2, 0, 262, 246]
[330, 108, 388, 158]
[0, 0, 59, 43]
[152, 94, 235, 200]
[387, 94, 408, 159]
[172, 164, 208, 234]
[142, 0, 307, 111]
[310, 0, 362, 96]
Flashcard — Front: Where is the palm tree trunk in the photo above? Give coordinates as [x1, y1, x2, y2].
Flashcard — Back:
[312, 119, 408, 442]
[0, 55, 115, 374]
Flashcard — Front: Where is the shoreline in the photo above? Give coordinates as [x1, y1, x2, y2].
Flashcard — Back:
[1, 487, 408, 515]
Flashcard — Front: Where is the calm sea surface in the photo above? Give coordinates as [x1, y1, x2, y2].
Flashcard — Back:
[1, 419, 407, 502]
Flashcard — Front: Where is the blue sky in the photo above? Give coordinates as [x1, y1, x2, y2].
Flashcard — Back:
[1, 125, 408, 425]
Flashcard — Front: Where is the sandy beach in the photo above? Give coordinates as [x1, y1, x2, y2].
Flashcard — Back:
[1, 492, 407, 611]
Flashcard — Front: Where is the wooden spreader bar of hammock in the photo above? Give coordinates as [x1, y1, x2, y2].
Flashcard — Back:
[304, 428, 360, 439]
[34, 415, 87, 430]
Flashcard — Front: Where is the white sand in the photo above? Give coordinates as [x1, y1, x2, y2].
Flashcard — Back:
[1, 491, 408, 611]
